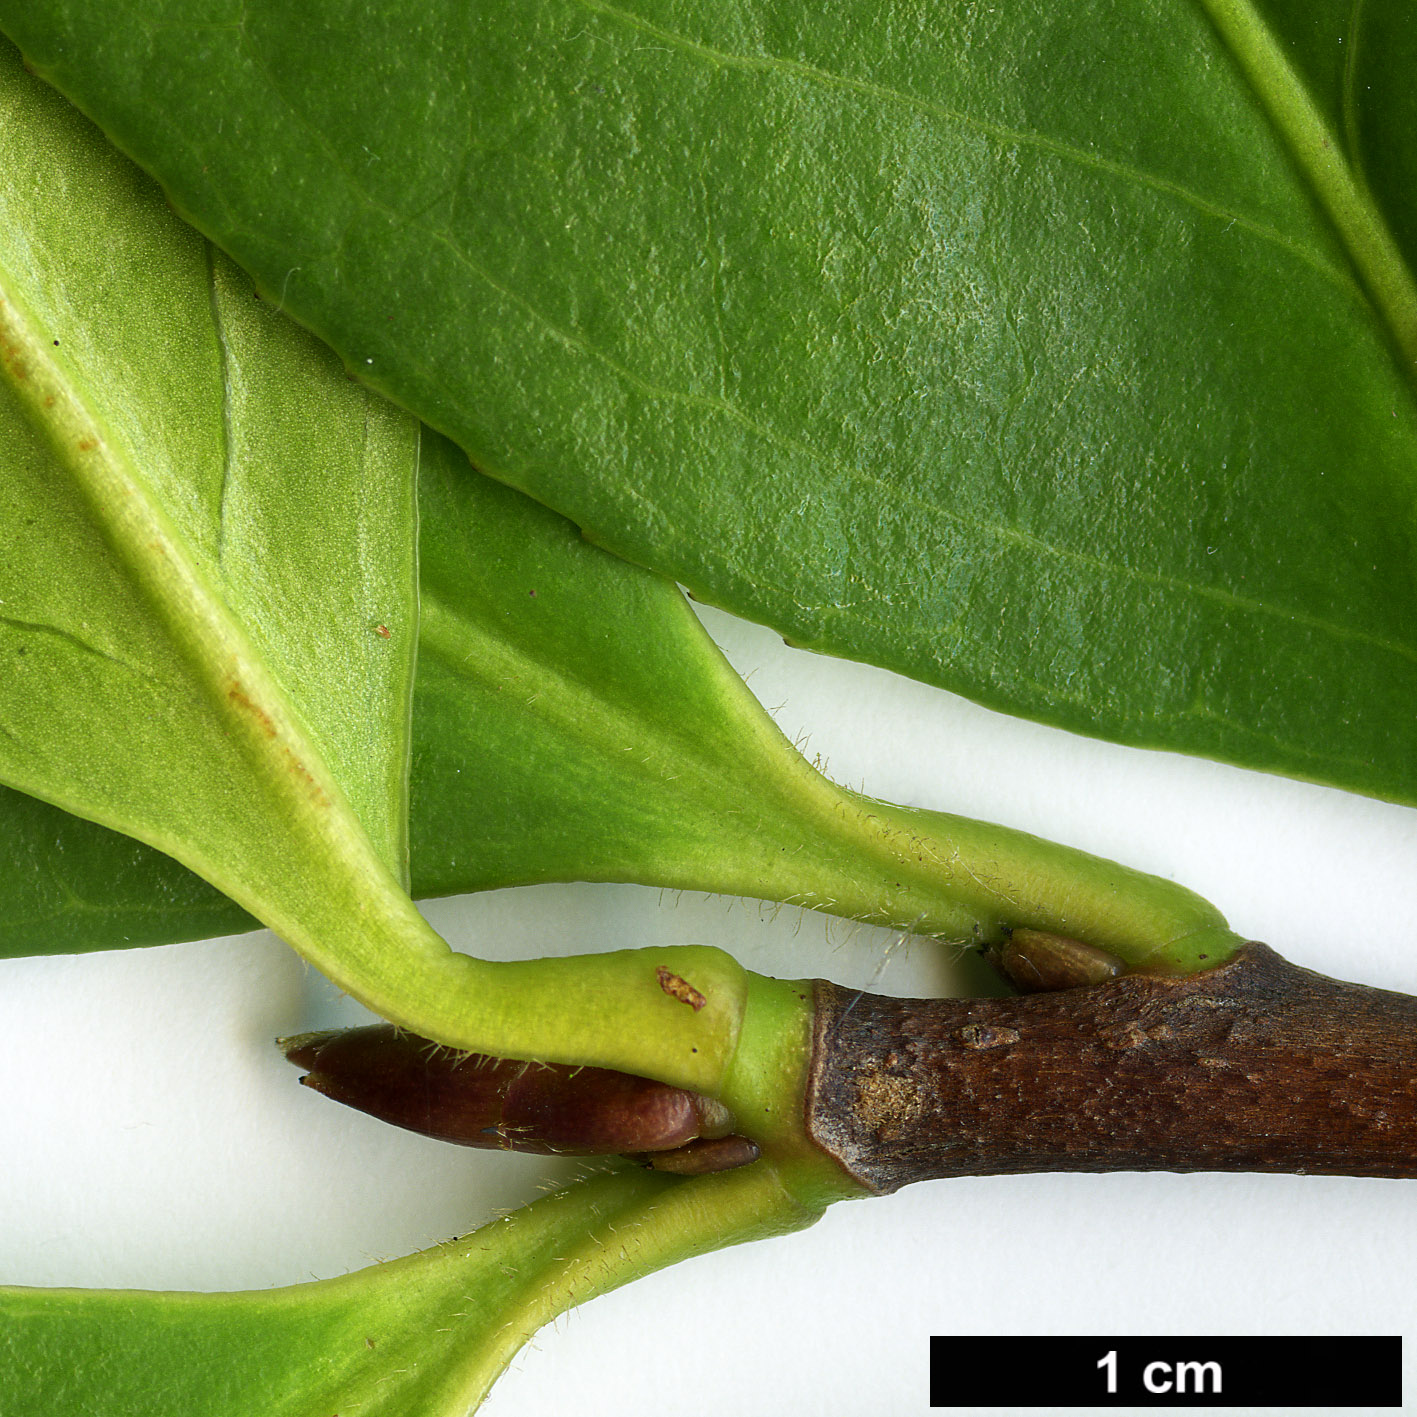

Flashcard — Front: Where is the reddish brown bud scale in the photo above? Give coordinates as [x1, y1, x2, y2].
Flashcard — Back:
[279, 1024, 745, 1161]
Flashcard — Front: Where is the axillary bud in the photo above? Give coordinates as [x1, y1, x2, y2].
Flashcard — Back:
[991, 927, 1126, 993]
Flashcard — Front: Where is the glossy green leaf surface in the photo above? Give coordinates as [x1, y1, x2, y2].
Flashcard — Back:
[0, 1164, 821, 1417]
[3, 0, 1413, 803]
[413, 430, 1236, 973]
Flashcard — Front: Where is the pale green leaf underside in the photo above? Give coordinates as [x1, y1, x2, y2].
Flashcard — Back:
[0, 44, 418, 892]
[0, 1165, 821, 1417]
[0, 61, 418, 882]
[1, 0, 1413, 803]
[0, 44, 769, 1094]
[0, 37, 1235, 977]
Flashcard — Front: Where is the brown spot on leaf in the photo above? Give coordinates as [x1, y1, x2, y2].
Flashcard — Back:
[282, 747, 332, 807]
[656, 967, 706, 1011]
[227, 683, 277, 737]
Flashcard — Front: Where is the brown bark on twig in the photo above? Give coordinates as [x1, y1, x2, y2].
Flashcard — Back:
[804, 943, 1417, 1192]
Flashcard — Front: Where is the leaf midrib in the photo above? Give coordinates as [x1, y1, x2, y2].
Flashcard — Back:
[230, 22, 1410, 674]
[212, 8, 1414, 678]
[0, 261, 352, 872]
[1339, 0, 1369, 179]
[417, 585, 807, 807]
[1196, 0, 1417, 381]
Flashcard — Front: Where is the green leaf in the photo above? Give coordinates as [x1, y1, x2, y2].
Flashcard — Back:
[0, 1163, 821, 1417]
[3, 1, 1413, 803]
[0, 783, 256, 956]
[0, 26, 1234, 978]
[1201, 0, 1417, 351]
[0, 39, 778, 1093]
[0, 45, 418, 920]
[413, 429, 1236, 974]
[0, 421, 1237, 976]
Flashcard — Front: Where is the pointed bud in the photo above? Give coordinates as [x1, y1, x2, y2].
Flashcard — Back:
[279, 1024, 737, 1158]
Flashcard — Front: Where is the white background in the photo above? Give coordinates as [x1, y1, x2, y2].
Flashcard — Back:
[2, 600, 1414, 1415]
